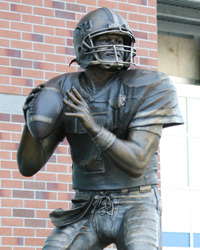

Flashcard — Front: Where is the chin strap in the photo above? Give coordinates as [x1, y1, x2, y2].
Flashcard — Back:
[69, 58, 77, 66]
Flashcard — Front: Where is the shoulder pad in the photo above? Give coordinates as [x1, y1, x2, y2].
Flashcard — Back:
[45, 72, 81, 90]
[119, 69, 172, 89]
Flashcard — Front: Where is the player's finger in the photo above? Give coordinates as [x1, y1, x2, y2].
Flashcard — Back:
[66, 90, 81, 105]
[63, 98, 78, 111]
[72, 86, 86, 103]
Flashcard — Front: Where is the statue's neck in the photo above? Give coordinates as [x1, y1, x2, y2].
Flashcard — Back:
[84, 67, 115, 93]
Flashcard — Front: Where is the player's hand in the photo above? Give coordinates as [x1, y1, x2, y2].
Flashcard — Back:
[63, 86, 101, 136]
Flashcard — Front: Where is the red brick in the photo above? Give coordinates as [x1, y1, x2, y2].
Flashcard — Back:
[57, 155, 72, 164]
[13, 208, 34, 217]
[0, 20, 9, 29]
[2, 237, 24, 246]
[1, 141, 18, 150]
[0, 38, 9, 47]
[58, 192, 71, 201]
[11, 58, 33, 68]
[0, 29, 21, 40]
[55, 10, 76, 20]
[0, 84, 21, 94]
[0, 227, 12, 236]
[128, 0, 147, 4]
[0, 75, 10, 84]
[34, 7, 54, 17]
[98, 0, 117, 8]
[11, 3, 32, 13]
[0, 131, 11, 140]
[55, 27, 73, 37]
[129, 13, 147, 23]
[24, 181, 45, 190]
[14, 228, 35, 237]
[138, 6, 157, 15]
[36, 209, 51, 219]
[13, 190, 34, 199]
[0, 1, 9, 10]
[23, 32, 44, 42]
[149, 50, 158, 58]
[44, 0, 65, 10]
[22, 13, 43, 24]
[134, 31, 148, 40]
[47, 182, 68, 191]
[139, 23, 157, 32]
[0, 57, 9, 66]
[56, 64, 73, 73]
[45, 35, 65, 46]
[0, 170, 11, 178]
[11, 21, 32, 32]
[25, 200, 46, 209]
[0, 189, 12, 197]
[23, 51, 44, 60]
[34, 24, 55, 35]
[148, 16, 157, 24]
[25, 238, 46, 246]
[77, 0, 96, 5]
[56, 46, 67, 55]
[11, 114, 26, 123]
[118, 2, 137, 12]
[11, 40, 32, 50]
[1, 160, 18, 169]
[0, 208, 12, 217]
[2, 218, 23, 227]
[0, 113, 10, 122]
[66, 20, 77, 29]
[140, 57, 158, 67]
[12, 77, 33, 87]
[36, 228, 52, 237]
[1, 180, 23, 189]
[11, 133, 23, 142]
[66, 3, 86, 12]
[25, 218, 46, 228]
[46, 163, 66, 173]
[149, 33, 157, 41]
[0, 48, 21, 58]
[0, 151, 11, 160]
[47, 200, 68, 210]
[139, 40, 157, 49]
[0, 11, 21, 21]
[0, 247, 12, 250]
[45, 71, 63, 80]
[23, 69, 44, 79]
[22, 0, 43, 6]
[136, 48, 148, 57]
[45, 53, 65, 63]
[36, 191, 57, 200]
[34, 61, 55, 71]
[57, 174, 72, 182]
[148, 0, 157, 7]
[33, 43, 54, 53]
[35, 172, 56, 181]
[45, 17, 65, 27]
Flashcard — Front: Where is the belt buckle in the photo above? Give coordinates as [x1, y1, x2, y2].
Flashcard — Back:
[139, 185, 152, 193]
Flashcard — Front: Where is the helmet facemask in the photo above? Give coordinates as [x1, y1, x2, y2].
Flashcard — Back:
[81, 27, 136, 71]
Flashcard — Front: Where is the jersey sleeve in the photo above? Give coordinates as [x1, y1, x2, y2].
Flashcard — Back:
[128, 71, 184, 129]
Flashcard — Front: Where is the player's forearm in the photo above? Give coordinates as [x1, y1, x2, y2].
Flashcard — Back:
[17, 125, 47, 176]
[92, 127, 160, 178]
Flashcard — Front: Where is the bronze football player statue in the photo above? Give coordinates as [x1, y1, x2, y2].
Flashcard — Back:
[17, 7, 183, 250]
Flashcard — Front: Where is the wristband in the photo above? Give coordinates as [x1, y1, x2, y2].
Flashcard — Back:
[91, 127, 116, 151]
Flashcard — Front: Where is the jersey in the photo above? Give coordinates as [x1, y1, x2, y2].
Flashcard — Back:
[45, 69, 184, 190]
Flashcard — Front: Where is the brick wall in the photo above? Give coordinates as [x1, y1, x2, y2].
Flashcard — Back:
[0, 0, 158, 249]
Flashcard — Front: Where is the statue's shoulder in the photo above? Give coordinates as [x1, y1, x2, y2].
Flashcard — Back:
[119, 68, 172, 89]
[45, 72, 81, 90]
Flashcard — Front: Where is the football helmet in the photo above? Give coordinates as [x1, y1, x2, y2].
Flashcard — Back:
[72, 7, 136, 70]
